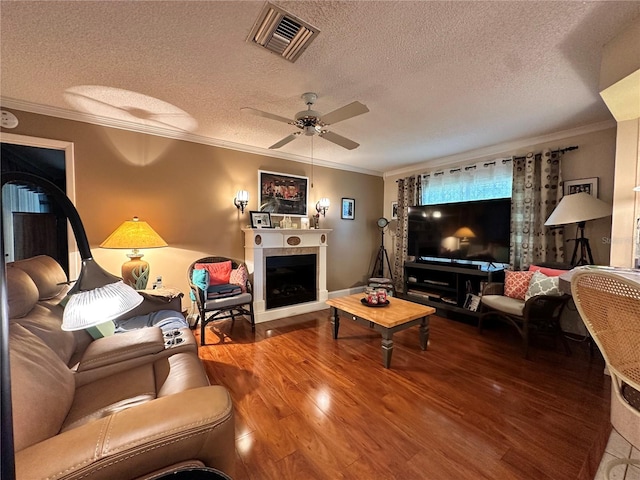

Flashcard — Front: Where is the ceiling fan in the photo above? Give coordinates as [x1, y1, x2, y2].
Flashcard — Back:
[241, 92, 369, 150]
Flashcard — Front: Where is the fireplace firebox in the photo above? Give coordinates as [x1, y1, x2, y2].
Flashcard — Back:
[243, 228, 330, 323]
[266, 254, 317, 309]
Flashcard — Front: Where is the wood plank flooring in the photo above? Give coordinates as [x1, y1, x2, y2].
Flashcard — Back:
[195, 309, 611, 480]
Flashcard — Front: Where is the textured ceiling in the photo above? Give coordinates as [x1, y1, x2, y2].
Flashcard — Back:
[2, 1, 639, 175]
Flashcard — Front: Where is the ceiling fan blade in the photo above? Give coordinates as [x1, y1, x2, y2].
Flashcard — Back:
[241, 107, 292, 124]
[320, 101, 369, 125]
[269, 132, 301, 149]
[318, 131, 360, 150]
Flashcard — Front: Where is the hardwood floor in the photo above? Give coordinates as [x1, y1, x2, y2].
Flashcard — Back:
[195, 309, 611, 480]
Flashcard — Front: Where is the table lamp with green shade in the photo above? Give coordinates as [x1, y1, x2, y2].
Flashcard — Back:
[100, 217, 168, 290]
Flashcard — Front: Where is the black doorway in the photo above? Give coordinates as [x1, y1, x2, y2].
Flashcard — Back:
[1, 143, 68, 274]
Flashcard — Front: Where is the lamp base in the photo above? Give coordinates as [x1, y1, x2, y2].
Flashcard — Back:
[122, 255, 150, 290]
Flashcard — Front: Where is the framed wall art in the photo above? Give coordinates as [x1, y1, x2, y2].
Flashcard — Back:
[250, 211, 272, 229]
[391, 201, 398, 220]
[258, 170, 308, 217]
[341, 198, 355, 220]
[564, 177, 598, 198]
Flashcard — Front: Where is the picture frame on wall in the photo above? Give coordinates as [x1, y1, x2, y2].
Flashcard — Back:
[250, 211, 272, 229]
[564, 177, 598, 198]
[341, 198, 355, 220]
[258, 170, 309, 217]
[391, 201, 398, 220]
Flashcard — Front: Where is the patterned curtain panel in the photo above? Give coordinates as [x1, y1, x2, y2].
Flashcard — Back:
[509, 149, 564, 270]
[393, 175, 421, 292]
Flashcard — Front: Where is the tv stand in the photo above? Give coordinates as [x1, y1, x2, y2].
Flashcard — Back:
[403, 261, 504, 319]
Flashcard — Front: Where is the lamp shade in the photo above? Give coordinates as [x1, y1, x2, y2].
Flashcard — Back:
[544, 192, 612, 226]
[236, 189, 249, 202]
[318, 197, 330, 209]
[100, 217, 168, 249]
[63, 280, 143, 331]
[61, 258, 143, 330]
[454, 227, 476, 239]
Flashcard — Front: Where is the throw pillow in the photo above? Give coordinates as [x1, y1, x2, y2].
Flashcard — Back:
[525, 270, 561, 301]
[229, 264, 249, 293]
[504, 270, 535, 300]
[191, 269, 209, 291]
[528, 265, 568, 277]
[195, 261, 232, 286]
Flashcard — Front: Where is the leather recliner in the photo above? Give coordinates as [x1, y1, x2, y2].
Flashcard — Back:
[7, 255, 236, 479]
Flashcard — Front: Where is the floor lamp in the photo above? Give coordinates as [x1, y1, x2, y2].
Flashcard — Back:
[544, 192, 612, 266]
[371, 217, 394, 280]
[1, 172, 143, 480]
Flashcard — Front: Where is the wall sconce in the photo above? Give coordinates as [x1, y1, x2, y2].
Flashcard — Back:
[316, 197, 330, 217]
[234, 190, 249, 213]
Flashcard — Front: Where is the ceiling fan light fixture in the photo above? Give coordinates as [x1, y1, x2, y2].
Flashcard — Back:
[242, 92, 369, 150]
[295, 109, 321, 122]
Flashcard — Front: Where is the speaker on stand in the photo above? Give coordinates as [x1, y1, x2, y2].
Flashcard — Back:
[369, 217, 394, 295]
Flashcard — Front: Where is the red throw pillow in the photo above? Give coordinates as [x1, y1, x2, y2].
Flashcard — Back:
[504, 270, 535, 300]
[528, 265, 568, 277]
[195, 261, 232, 286]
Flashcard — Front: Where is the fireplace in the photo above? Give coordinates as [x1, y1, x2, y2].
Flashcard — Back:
[243, 228, 331, 323]
[266, 254, 317, 309]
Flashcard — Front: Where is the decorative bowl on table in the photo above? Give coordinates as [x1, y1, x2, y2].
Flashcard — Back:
[361, 297, 390, 307]
[362, 287, 390, 307]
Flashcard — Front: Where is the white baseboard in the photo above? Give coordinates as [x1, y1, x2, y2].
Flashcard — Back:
[328, 286, 366, 298]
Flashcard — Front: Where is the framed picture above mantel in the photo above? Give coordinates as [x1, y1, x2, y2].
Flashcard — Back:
[258, 170, 309, 217]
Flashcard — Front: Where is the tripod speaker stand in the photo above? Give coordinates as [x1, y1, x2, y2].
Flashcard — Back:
[371, 218, 394, 280]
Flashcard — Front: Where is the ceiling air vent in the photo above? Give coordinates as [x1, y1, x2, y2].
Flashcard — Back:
[248, 3, 319, 62]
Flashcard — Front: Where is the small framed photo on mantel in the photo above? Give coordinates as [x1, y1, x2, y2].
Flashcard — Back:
[250, 211, 272, 229]
[564, 177, 598, 198]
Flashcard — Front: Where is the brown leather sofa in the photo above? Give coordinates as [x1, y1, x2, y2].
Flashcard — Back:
[7, 255, 235, 479]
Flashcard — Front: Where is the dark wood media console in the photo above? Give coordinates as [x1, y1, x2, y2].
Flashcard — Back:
[403, 261, 504, 319]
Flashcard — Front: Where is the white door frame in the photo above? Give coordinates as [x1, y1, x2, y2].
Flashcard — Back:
[1, 132, 79, 279]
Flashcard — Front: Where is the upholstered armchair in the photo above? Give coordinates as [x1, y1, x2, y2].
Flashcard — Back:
[187, 256, 255, 345]
[478, 269, 572, 358]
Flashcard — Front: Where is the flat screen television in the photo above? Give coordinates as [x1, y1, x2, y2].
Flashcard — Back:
[408, 198, 511, 267]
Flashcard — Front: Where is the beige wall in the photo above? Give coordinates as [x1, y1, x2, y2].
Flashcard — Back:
[1, 109, 383, 306]
[383, 126, 617, 268]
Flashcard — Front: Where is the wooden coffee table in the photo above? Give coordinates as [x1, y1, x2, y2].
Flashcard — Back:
[326, 293, 436, 368]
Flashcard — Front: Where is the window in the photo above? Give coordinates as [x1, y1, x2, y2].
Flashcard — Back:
[421, 158, 512, 205]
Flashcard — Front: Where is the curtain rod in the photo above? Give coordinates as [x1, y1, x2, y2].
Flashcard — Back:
[513, 145, 578, 162]
[396, 145, 579, 181]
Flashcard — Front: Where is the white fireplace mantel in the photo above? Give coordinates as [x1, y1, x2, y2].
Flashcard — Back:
[242, 228, 331, 323]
